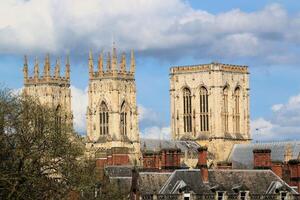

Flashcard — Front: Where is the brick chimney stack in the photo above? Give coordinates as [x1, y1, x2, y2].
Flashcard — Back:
[288, 159, 300, 193]
[253, 149, 271, 169]
[271, 161, 283, 179]
[198, 146, 208, 183]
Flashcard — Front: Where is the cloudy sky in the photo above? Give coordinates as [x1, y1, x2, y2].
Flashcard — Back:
[1, 0, 300, 141]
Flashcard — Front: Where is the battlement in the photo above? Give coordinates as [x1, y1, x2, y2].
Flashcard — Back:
[23, 54, 70, 86]
[170, 62, 248, 75]
[88, 44, 135, 80]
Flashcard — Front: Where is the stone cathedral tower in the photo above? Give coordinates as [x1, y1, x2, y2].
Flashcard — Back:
[22, 55, 72, 125]
[86, 46, 140, 163]
[170, 62, 251, 162]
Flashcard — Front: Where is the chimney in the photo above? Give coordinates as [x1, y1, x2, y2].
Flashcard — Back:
[288, 159, 300, 193]
[198, 146, 208, 183]
[271, 161, 283, 179]
[253, 149, 271, 169]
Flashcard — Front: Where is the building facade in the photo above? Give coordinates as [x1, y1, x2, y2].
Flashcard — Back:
[22, 55, 72, 125]
[169, 62, 251, 162]
[86, 46, 140, 163]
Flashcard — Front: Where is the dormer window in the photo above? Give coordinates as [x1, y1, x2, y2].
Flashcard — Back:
[239, 191, 249, 200]
[280, 191, 288, 200]
[216, 191, 225, 200]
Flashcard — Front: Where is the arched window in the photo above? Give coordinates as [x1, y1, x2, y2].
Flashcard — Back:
[183, 88, 192, 133]
[234, 87, 240, 133]
[55, 105, 62, 131]
[222, 86, 229, 133]
[99, 101, 109, 135]
[120, 101, 127, 136]
[200, 87, 209, 132]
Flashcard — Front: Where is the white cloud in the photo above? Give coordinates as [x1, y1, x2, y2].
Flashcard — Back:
[138, 104, 159, 122]
[0, 1, 300, 64]
[252, 93, 300, 141]
[141, 126, 171, 140]
[71, 86, 88, 134]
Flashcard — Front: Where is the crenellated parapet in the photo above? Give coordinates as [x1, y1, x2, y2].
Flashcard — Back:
[88, 45, 136, 80]
[170, 62, 248, 75]
[23, 54, 71, 86]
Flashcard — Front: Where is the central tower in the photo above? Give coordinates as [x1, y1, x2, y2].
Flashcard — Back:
[86, 45, 140, 162]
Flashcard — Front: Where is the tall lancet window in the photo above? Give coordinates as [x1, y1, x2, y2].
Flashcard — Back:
[234, 87, 240, 133]
[200, 87, 209, 132]
[183, 88, 192, 133]
[120, 101, 127, 136]
[55, 105, 62, 131]
[99, 101, 109, 135]
[222, 86, 229, 133]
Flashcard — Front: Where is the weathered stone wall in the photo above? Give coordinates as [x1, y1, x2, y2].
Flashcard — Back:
[170, 62, 251, 162]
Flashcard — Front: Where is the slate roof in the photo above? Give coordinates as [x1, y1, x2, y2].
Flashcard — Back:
[140, 138, 200, 153]
[138, 172, 172, 194]
[157, 169, 297, 194]
[229, 141, 300, 169]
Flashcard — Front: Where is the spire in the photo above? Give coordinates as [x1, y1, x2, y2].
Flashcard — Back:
[112, 42, 117, 72]
[98, 52, 103, 74]
[54, 58, 60, 78]
[130, 49, 135, 74]
[106, 52, 111, 72]
[65, 54, 70, 80]
[34, 56, 39, 79]
[23, 55, 28, 80]
[120, 52, 126, 72]
[88, 50, 94, 78]
[44, 54, 50, 78]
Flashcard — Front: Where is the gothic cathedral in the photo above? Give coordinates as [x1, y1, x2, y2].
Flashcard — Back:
[86, 46, 140, 162]
[23, 55, 73, 126]
[169, 62, 251, 162]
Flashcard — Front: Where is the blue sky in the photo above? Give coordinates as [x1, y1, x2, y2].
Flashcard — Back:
[0, 0, 300, 141]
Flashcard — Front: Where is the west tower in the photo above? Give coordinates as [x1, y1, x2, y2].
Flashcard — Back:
[22, 55, 72, 126]
[170, 62, 251, 162]
[86, 46, 140, 163]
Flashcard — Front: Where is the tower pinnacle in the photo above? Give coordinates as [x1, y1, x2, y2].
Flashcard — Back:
[130, 50, 135, 74]
[120, 52, 126, 72]
[65, 54, 70, 80]
[34, 56, 39, 79]
[23, 55, 28, 80]
[112, 43, 117, 73]
[98, 52, 103, 74]
[55, 58, 60, 78]
[89, 50, 94, 78]
[44, 54, 50, 79]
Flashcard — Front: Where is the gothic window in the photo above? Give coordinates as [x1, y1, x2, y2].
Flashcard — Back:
[99, 101, 109, 135]
[200, 87, 209, 132]
[233, 87, 240, 133]
[120, 101, 127, 136]
[222, 86, 229, 133]
[55, 105, 62, 131]
[183, 88, 192, 133]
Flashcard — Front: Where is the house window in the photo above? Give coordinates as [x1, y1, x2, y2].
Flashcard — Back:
[280, 192, 287, 200]
[184, 193, 190, 200]
[239, 191, 248, 200]
[217, 191, 225, 200]
[183, 88, 192, 133]
[99, 101, 109, 135]
[200, 87, 209, 132]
